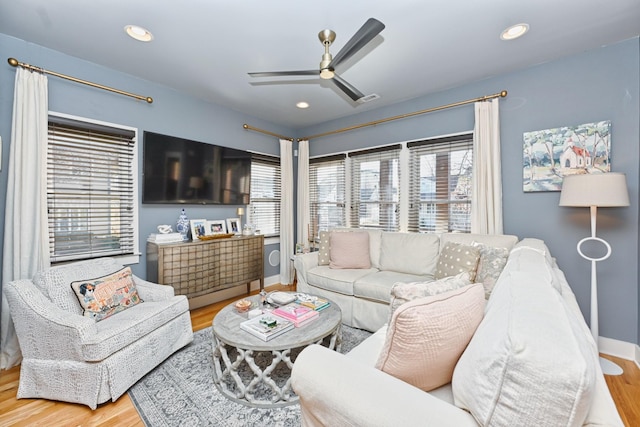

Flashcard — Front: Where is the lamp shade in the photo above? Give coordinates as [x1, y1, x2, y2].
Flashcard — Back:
[559, 173, 629, 207]
[237, 207, 245, 216]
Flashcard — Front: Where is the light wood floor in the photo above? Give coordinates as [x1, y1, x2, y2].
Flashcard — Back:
[1, 284, 639, 427]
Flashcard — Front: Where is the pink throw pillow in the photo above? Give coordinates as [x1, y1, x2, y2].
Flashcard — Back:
[375, 283, 485, 391]
[329, 231, 371, 269]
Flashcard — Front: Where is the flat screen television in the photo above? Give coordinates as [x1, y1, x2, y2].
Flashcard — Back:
[142, 131, 251, 205]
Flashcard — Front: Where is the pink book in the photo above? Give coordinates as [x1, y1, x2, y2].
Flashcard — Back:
[273, 304, 319, 326]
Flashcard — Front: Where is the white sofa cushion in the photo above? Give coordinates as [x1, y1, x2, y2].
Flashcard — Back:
[307, 266, 377, 296]
[379, 232, 440, 276]
[354, 270, 434, 304]
[452, 263, 596, 426]
[376, 283, 485, 392]
[439, 233, 519, 251]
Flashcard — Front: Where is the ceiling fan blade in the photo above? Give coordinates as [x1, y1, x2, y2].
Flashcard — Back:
[248, 70, 318, 77]
[331, 74, 365, 101]
[329, 18, 385, 69]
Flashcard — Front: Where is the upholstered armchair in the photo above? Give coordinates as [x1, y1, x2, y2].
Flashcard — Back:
[4, 257, 193, 409]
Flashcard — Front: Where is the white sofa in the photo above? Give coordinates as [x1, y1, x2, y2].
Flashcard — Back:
[294, 229, 518, 332]
[291, 238, 624, 426]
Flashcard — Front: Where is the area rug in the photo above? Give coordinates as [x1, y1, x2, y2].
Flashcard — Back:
[128, 325, 372, 427]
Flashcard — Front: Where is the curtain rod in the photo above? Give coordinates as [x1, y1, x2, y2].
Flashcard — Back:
[7, 57, 153, 104]
[242, 124, 293, 141]
[300, 90, 507, 141]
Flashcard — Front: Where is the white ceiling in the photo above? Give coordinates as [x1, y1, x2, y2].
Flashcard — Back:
[1, 1, 639, 129]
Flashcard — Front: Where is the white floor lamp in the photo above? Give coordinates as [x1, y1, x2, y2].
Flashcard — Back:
[559, 172, 629, 376]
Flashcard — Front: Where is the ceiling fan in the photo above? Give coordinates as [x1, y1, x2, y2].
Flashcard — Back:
[248, 18, 385, 102]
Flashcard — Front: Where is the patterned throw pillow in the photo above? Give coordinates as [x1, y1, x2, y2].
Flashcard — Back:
[376, 283, 485, 392]
[434, 242, 481, 281]
[71, 266, 142, 321]
[318, 231, 331, 266]
[388, 272, 471, 319]
[472, 242, 510, 299]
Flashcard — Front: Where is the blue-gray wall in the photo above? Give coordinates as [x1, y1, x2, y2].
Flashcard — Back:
[0, 34, 291, 282]
[298, 38, 640, 346]
[1, 33, 638, 346]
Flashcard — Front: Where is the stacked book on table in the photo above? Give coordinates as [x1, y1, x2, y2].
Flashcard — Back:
[147, 233, 184, 244]
[240, 313, 294, 341]
[272, 303, 319, 327]
[296, 296, 330, 311]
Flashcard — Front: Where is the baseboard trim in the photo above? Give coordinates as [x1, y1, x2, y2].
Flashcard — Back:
[599, 336, 640, 369]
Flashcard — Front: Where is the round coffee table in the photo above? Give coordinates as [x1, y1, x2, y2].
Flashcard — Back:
[211, 293, 342, 407]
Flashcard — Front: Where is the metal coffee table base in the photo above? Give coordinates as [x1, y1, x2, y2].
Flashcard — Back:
[212, 325, 341, 408]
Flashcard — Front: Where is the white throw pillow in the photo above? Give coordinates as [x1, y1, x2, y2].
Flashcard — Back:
[375, 283, 485, 392]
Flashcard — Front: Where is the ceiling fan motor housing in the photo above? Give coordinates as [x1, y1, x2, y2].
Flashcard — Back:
[319, 29, 336, 78]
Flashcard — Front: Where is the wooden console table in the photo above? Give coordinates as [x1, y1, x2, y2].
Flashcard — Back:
[147, 234, 264, 299]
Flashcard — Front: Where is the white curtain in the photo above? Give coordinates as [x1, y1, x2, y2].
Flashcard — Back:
[1, 68, 51, 369]
[279, 139, 294, 284]
[296, 139, 310, 249]
[471, 98, 503, 234]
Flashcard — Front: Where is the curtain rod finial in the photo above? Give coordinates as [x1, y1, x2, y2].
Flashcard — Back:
[500, 90, 507, 97]
[146, 97, 153, 104]
[8, 58, 18, 67]
[243, 124, 249, 130]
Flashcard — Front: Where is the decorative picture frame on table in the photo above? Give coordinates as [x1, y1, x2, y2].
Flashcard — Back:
[190, 219, 208, 240]
[207, 219, 227, 235]
[226, 218, 241, 234]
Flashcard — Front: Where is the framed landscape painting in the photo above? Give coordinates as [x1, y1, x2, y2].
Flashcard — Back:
[522, 120, 611, 192]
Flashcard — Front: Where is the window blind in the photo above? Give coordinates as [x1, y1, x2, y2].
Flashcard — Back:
[349, 145, 401, 231]
[309, 154, 346, 240]
[47, 120, 136, 262]
[407, 134, 473, 233]
[249, 154, 281, 237]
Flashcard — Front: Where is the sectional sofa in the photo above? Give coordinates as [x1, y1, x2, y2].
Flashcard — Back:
[292, 233, 624, 426]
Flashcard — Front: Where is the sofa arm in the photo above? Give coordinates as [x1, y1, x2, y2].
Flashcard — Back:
[291, 345, 477, 427]
[293, 252, 319, 283]
[133, 275, 175, 301]
[4, 279, 97, 361]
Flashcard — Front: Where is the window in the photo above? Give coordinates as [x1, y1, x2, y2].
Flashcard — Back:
[408, 134, 473, 233]
[249, 154, 281, 237]
[47, 114, 138, 263]
[309, 154, 346, 239]
[349, 145, 401, 231]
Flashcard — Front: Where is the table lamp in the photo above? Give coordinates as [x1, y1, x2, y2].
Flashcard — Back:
[559, 172, 629, 375]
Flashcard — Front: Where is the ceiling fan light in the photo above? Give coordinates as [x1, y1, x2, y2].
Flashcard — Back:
[320, 68, 335, 79]
[296, 101, 310, 109]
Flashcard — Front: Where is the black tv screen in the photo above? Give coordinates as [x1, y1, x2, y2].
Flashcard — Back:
[142, 131, 251, 205]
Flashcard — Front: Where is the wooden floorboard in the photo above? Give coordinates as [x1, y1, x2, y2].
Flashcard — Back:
[1, 283, 638, 426]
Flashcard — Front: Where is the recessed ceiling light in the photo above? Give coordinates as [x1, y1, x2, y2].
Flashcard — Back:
[125, 25, 153, 42]
[500, 23, 529, 41]
[296, 101, 310, 109]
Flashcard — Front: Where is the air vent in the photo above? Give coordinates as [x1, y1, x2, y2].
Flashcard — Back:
[358, 93, 380, 103]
